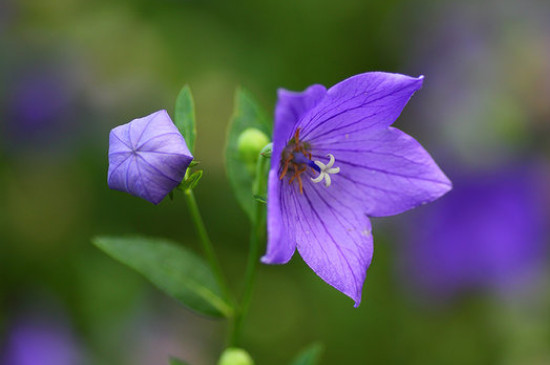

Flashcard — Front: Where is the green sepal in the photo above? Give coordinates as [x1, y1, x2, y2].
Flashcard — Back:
[175, 85, 197, 154]
[253, 195, 266, 204]
[92, 236, 233, 318]
[225, 88, 272, 221]
[169, 357, 191, 365]
[289, 343, 324, 365]
[182, 170, 203, 191]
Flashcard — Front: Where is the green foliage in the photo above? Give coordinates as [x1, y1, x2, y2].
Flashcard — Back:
[92, 236, 233, 318]
[169, 357, 191, 365]
[175, 85, 197, 154]
[289, 343, 324, 365]
[225, 88, 272, 221]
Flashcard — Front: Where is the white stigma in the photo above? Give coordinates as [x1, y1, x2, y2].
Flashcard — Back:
[311, 154, 340, 187]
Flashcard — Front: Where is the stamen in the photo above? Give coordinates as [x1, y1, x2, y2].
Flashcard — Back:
[311, 154, 340, 187]
[279, 153, 293, 180]
[278, 128, 324, 194]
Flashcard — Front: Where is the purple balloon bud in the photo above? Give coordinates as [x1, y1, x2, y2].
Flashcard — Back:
[108, 110, 194, 204]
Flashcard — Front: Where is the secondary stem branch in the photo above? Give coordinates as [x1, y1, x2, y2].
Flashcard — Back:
[184, 189, 231, 302]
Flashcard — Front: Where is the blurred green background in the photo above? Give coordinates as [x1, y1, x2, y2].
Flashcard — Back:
[1, 0, 549, 364]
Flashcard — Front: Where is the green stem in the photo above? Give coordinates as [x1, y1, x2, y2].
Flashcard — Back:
[230, 143, 271, 346]
[184, 188, 231, 303]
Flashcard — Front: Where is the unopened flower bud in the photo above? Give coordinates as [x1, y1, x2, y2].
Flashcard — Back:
[217, 348, 254, 365]
[237, 128, 270, 172]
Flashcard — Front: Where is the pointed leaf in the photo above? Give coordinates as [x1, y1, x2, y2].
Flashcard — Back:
[289, 343, 323, 365]
[225, 88, 272, 220]
[175, 85, 197, 153]
[92, 236, 233, 318]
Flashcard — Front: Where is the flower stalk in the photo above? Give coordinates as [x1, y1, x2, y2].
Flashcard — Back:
[183, 187, 232, 303]
[230, 143, 271, 346]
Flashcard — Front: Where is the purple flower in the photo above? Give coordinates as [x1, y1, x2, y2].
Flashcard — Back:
[262, 72, 452, 306]
[1, 316, 83, 365]
[398, 164, 549, 301]
[108, 110, 193, 204]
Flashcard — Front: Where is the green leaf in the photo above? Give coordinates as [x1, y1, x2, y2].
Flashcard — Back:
[289, 343, 324, 365]
[92, 236, 233, 318]
[175, 85, 197, 154]
[225, 88, 272, 221]
[169, 357, 190, 365]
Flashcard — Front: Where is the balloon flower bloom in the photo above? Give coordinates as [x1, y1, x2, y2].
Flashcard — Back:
[262, 72, 451, 306]
[108, 110, 193, 204]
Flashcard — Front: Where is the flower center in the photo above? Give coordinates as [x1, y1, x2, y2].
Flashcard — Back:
[279, 128, 340, 193]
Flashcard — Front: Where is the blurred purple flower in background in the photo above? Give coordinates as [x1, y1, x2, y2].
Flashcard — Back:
[262, 72, 451, 306]
[108, 110, 193, 204]
[0, 314, 84, 365]
[398, 163, 550, 301]
[1, 63, 83, 156]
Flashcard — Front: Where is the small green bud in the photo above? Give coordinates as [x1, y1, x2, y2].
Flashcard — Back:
[237, 128, 270, 172]
[217, 348, 254, 365]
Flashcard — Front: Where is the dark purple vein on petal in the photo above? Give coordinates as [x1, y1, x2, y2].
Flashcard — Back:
[127, 119, 134, 149]
[299, 77, 387, 132]
[135, 156, 152, 202]
[135, 132, 183, 150]
[301, 81, 418, 139]
[111, 132, 132, 150]
[336, 159, 448, 185]
[138, 150, 191, 158]
[303, 112, 380, 143]
[309, 181, 366, 228]
[109, 151, 133, 157]
[313, 149, 426, 166]
[301, 188, 360, 297]
[307, 184, 363, 255]
[124, 156, 134, 193]
[289, 187, 334, 268]
[339, 174, 406, 196]
[108, 154, 132, 182]
[134, 113, 158, 147]
[337, 172, 414, 196]
[137, 155, 180, 183]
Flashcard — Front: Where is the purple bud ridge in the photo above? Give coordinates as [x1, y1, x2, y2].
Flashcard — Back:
[262, 72, 452, 306]
[107, 110, 193, 204]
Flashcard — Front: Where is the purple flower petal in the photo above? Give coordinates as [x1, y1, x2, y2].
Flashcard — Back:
[264, 72, 451, 306]
[298, 72, 425, 142]
[312, 127, 451, 216]
[297, 178, 373, 306]
[262, 169, 297, 264]
[107, 110, 193, 204]
[273, 85, 327, 149]
[263, 85, 327, 264]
